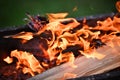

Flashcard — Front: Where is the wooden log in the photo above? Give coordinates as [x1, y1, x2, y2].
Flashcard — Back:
[28, 38, 120, 80]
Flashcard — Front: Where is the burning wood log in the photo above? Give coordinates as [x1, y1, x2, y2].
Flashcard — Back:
[1, 12, 120, 80]
[28, 38, 120, 80]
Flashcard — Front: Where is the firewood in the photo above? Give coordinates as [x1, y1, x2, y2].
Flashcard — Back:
[28, 38, 120, 80]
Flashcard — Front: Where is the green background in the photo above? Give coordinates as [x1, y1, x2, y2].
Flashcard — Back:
[0, 0, 117, 27]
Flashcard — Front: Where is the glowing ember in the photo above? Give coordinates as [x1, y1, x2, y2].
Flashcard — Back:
[3, 13, 120, 77]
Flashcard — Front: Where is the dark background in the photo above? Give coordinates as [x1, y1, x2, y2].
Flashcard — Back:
[0, 0, 117, 27]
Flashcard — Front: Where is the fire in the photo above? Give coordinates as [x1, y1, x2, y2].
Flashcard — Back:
[47, 13, 68, 22]
[80, 49, 105, 59]
[62, 72, 77, 80]
[5, 50, 44, 76]
[4, 32, 33, 40]
[3, 13, 120, 77]
[56, 52, 77, 68]
[3, 56, 13, 64]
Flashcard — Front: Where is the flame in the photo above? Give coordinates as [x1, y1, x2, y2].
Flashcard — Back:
[94, 17, 120, 32]
[4, 32, 33, 41]
[116, 1, 120, 12]
[62, 72, 77, 79]
[56, 52, 77, 68]
[3, 13, 120, 76]
[3, 56, 13, 64]
[80, 49, 105, 59]
[10, 50, 44, 76]
[47, 13, 68, 22]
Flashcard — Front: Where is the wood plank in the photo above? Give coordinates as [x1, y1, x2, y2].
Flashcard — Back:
[28, 38, 120, 80]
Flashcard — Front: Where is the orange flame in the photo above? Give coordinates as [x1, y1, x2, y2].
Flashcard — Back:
[10, 50, 44, 76]
[62, 72, 77, 80]
[3, 13, 120, 76]
[4, 32, 33, 40]
[56, 52, 77, 68]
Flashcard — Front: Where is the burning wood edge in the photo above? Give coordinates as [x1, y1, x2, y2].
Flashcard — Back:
[28, 38, 120, 80]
